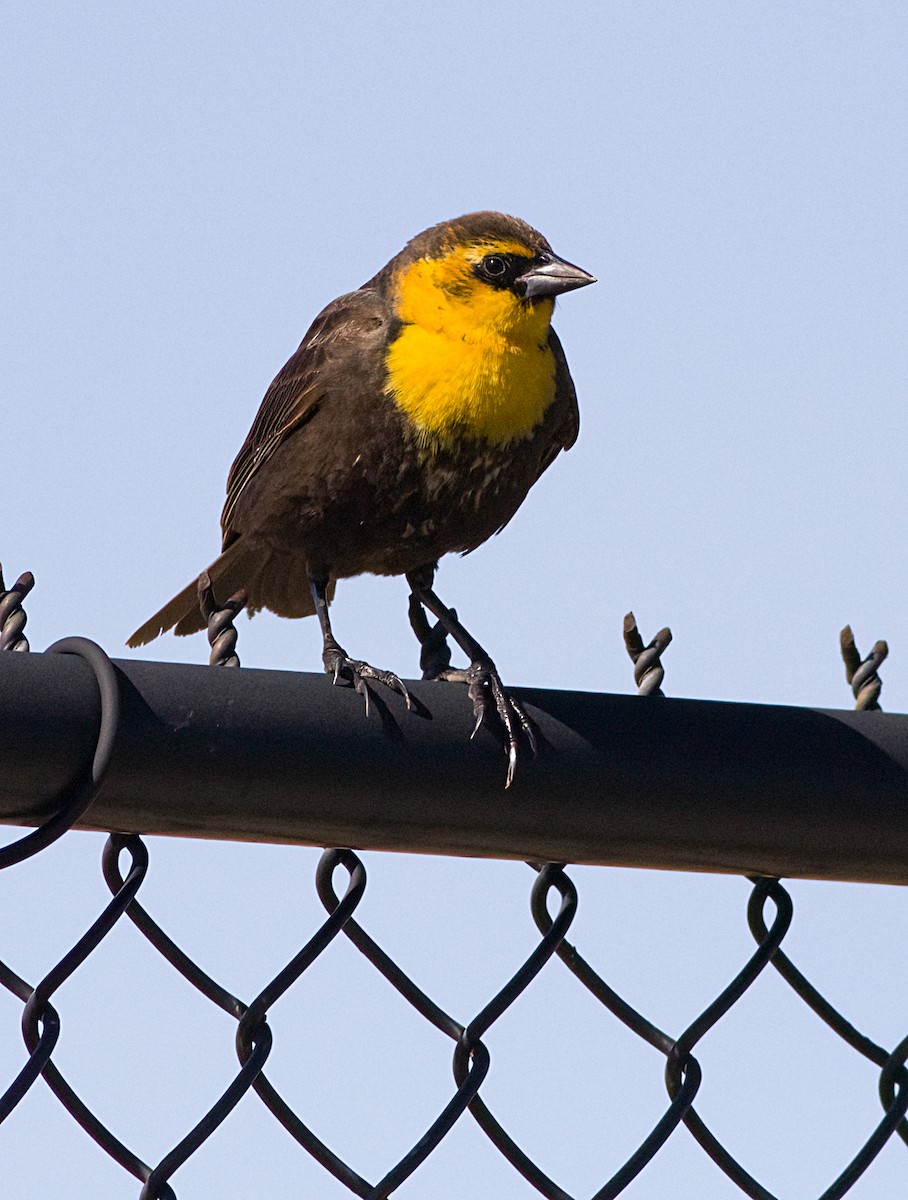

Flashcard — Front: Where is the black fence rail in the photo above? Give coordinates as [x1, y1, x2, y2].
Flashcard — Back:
[1, 563, 905, 1199]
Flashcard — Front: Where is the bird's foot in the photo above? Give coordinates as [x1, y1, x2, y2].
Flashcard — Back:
[438, 659, 537, 788]
[323, 644, 411, 715]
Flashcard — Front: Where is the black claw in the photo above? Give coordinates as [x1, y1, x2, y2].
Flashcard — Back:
[324, 647, 411, 712]
[503, 690, 537, 758]
[506, 745, 518, 790]
[520, 708, 538, 757]
[452, 660, 537, 787]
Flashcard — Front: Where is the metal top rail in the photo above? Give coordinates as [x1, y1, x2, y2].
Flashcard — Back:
[2, 649, 907, 884]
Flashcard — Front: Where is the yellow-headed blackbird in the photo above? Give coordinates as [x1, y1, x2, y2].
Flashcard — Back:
[129, 211, 595, 784]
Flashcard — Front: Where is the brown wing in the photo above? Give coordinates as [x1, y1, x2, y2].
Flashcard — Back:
[221, 289, 387, 541]
[542, 325, 579, 465]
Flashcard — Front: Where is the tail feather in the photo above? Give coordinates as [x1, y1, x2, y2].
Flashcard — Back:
[127, 541, 330, 648]
[253, 553, 325, 620]
[127, 540, 257, 647]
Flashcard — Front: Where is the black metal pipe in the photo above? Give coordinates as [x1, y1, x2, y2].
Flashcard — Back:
[2, 650, 908, 884]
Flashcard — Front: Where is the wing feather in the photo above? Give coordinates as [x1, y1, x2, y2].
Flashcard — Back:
[548, 326, 579, 454]
[220, 290, 384, 538]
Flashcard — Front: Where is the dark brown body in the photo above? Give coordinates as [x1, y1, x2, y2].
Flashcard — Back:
[228, 291, 577, 603]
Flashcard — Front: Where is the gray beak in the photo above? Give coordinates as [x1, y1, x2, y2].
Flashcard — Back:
[516, 253, 596, 299]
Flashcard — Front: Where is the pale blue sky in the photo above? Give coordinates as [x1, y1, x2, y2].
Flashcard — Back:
[3, 3, 908, 1197]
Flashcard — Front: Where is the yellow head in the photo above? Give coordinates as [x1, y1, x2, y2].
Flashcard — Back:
[381, 212, 594, 446]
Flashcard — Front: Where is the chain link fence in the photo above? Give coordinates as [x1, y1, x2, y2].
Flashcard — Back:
[1, 563, 905, 1199]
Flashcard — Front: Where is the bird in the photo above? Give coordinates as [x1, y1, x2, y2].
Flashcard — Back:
[128, 211, 595, 785]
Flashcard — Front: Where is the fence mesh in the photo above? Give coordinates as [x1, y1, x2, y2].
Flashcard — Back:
[1, 563, 905, 1199]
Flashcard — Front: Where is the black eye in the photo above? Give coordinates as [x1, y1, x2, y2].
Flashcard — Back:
[482, 255, 507, 277]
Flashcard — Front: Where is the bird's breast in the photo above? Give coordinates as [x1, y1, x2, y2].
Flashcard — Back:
[384, 324, 557, 446]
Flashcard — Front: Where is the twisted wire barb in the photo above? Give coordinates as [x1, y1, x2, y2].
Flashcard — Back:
[0, 564, 34, 653]
[623, 611, 672, 696]
[840, 625, 888, 711]
[197, 572, 247, 667]
[408, 592, 454, 679]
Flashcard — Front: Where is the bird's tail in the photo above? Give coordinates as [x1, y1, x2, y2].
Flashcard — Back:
[127, 539, 257, 647]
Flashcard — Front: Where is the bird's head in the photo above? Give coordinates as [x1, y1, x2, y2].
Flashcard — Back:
[383, 211, 595, 344]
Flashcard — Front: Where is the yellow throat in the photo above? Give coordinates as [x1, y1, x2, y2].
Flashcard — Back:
[385, 240, 557, 446]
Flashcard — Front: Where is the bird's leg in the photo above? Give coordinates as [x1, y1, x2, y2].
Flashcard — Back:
[406, 567, 537, 788]
[309, 576, 410, 713]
